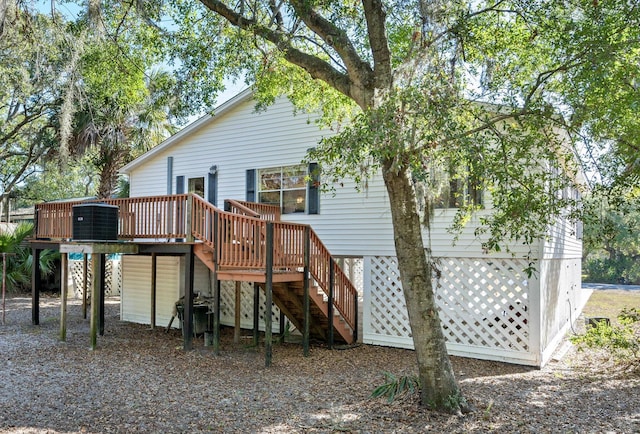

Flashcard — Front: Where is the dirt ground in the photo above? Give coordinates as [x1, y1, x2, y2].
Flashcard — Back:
[0, 290, 639, 433]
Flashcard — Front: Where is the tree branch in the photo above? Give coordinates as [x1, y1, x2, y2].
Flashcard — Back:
[198, 0, 356, 101]
[361, 0, 392, 88]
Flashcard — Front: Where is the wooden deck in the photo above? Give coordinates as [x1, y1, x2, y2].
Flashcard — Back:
[31, 194, 358, 349]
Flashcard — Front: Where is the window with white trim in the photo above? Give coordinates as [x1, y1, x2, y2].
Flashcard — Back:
[257, 165, 308, 214]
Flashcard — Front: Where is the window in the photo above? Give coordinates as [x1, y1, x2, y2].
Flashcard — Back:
[188, 177, 204, 198]
[433, 166, 483, 209]
[258, 165, 307, 214]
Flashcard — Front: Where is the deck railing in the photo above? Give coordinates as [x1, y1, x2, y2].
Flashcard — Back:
[35, 195, 189, 240]
[34, 193, 356, 332]
[227, 199, 281, 221]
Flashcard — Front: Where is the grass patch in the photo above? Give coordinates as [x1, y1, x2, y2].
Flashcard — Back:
[582, 290, 640, 327]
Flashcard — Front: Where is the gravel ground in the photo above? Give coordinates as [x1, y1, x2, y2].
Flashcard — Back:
[0, 295, 639, 433]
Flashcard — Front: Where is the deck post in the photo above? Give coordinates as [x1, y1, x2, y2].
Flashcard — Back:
[303, 226, 310, 357]
[327, 258, 335, 349]
[60, 253, 68, 341]
[186, 194, 194, 242]
[183, 245, 195, 351]
[212, 210, 221, 354]
[82, 254, 88, 319]
[353, 291, 359, 343]
[98, 254, 105, 336]
[253, 283, 259, 346]
[31, 248, 41, 325]
[213, 280, 221, 354]
[234, 281, 241, 344]
[279, 311, 286, 342]
[150, 253, 157, 329]
[90, 253, 102, 349]
[265, 222, 274, 367]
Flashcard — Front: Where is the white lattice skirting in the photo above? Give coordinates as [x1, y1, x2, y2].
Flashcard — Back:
[219, 281, 283, 333]
[69, 258, 122, 298]
[363, 256, 537, 365]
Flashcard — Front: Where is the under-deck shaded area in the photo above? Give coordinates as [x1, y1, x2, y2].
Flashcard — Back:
[30, 194, 358, 365]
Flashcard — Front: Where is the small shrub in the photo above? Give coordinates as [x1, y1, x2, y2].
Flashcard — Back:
[370, 371, 420, 403]
[571, 310, 640, 370]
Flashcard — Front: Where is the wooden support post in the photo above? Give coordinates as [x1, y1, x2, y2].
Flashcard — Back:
[253, 283, 259, 347]
[353, 291, 359, 343]
[327, 258, 335, 350]
[60, 253, 68, 341]
[31, 248, 41, 326]
[150, 253, 157, 329]
[183, 246, 194, 351]
[212, 211, 221, 355]
[213, 280, 221, 354]
[186, 194, 194, 242]
[303, 227, 310, 357]
[90, 253, 100, 350]
[82, 254, 88, 320]
[234, 281, 241, 344]
[279, 311, 285, 342]
[2, 253, 8, 325]
[98, 254, 106, 336]
[265, 222, 274, 367]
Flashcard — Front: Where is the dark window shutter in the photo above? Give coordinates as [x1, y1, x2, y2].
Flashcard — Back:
[308, 163, 319, 215]
[208, 172, 218, 205]
[166, 157, 173, 195]
[246, 169, 256, 202]
[176, 176, 185, 194]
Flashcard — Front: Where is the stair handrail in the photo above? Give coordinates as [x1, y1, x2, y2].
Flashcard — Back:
[227, 200, 281, 221]
[224, 199, 261, 218]
[307, 229, 357, 331]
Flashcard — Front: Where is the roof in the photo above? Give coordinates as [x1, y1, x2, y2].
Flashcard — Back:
[119, 88, 254, 174]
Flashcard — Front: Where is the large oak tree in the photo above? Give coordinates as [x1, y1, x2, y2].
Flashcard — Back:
[46, 0, 639, 413]
[146, 0, 639, 413]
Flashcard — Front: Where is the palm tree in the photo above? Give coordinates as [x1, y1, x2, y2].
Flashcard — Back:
[71, 69, 177, 198]
[0, 223, 58, 292]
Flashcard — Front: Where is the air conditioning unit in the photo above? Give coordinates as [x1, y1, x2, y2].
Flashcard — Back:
[72, 203, 119, 241]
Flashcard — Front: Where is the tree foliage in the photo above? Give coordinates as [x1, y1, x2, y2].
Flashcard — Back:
[0, 223, 58, 292]
[583, 186, 640, 283]
[0, 5, 72, 216]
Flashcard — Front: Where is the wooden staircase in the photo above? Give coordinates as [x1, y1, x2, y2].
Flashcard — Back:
[194, 243, 355, 344]
[270, 281, 354, 344]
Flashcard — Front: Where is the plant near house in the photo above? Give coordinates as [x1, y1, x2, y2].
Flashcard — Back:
[370, 371, 421, 403]
[570, 312, 640, 370]
[0, 223, 58, 293]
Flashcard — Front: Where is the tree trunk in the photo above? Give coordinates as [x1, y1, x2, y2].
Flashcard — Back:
[381, 158, 465, 413]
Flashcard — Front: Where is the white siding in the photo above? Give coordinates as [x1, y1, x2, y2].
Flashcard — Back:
[542, 216, 583, 259]
[121, 256, 181, 328]
[537, 258, 589, 365]
[128, 96, 539, 259]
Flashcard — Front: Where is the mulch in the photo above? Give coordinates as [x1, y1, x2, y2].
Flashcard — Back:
[0, 295, 638, 433]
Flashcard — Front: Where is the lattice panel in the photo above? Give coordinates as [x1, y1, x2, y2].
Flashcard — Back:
[367, 256, 411, 337]
[341, 257, 364, 295]
[435, 258, 529, 352]
[69, 257, 122, 298]
[219, 281, 281, 332]
[365, 256, 530, 353]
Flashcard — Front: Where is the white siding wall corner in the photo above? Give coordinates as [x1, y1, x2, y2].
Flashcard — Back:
[538, 258, 589, 366]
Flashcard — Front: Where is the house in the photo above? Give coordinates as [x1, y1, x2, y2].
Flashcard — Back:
[32, 89, 589, 367]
